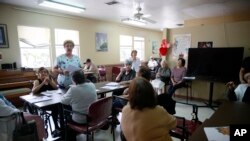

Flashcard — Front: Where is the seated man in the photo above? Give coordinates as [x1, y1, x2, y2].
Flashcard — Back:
[226, 72, 250, 103]
[61, 70, 97, 141]
[83, 58, 99, 83]
[113, 59, 136, 96]
[113, 66, 151, 110]
[147, 56, 158, 71]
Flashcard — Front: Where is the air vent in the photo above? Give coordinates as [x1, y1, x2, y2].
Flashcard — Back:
[105, 0, 119, 5]
[176, 23, 184, 26]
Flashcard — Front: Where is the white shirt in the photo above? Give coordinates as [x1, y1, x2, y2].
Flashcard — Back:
[148, 59, 158, 70]
[61, 82, 97, 123]
[130, 57, 141, 72]
[234, 84, 248, 102]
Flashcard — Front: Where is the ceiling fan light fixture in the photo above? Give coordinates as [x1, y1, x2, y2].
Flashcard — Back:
[121, 18, 147, 26]
[38, 0, 85, 13]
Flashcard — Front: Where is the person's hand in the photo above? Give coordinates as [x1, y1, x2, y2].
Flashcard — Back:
[43, 76, 50, 84]
[63, 70, 70, 76]
[119, 81, 128, 85]
[120, 67, 125, 73]
[156, 73, 160, 78]
[226, 81, 235, 89]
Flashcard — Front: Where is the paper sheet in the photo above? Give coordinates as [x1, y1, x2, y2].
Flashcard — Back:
[151, 79, 165, 89]
[105, 82, 119, 86]
[204, 126, 229, 141]
[65, 64, 81, 73]
[26, 96, 52, 103]
[41, 90, 62, 96]
[101, 86, 118, 90]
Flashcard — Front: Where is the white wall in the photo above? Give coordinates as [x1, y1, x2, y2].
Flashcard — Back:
[168, 21, 250, 100]
[0, 4, 162, 68]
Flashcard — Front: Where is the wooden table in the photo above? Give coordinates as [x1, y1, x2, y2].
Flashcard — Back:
[189, 102, 250, 141]
[20, 81, 128, 132]
[20, 81, 128, 108]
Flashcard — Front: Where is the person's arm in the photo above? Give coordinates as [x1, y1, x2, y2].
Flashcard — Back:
[116, 68, 125, 82]
[0, 99, 19, 116]
[239, 67, 246, 84]
[32, 80, 43, 94]
[53, 58, 69, 76]
[89, 64, 98, 73]
[226, 81, 237, 101]
[160, 106, 177, 129]
[61, 88, 73, 105]
[178, 67, 187, 84]
[49, 77, 58, 89]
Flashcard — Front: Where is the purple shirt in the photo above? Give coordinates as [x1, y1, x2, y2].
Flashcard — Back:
[171, 67, 187, 82]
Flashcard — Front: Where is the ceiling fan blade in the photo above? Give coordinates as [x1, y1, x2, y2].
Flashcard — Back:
[141, 17, 156, 24]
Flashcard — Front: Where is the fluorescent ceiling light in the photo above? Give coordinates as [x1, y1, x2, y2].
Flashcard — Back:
[121, 18, 147, 26]
[39, 0, 85, 13]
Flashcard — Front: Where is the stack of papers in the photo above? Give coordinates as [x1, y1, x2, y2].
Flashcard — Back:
[101, 82, 120, 90]
[204, 126, 229, 141]
[105, 82, 119, 86]
[25, 95, 52, 103]
[41, 90, 62, 96]
[151, 79, 165, 89]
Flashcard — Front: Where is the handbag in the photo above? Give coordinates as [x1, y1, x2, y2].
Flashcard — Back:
[13, 112, 39, 141]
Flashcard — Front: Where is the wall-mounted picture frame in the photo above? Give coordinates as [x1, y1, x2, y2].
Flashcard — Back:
[95, 32, 108, 52]
[0, 52, 2, 61]
[152, 41, 159, 54]
[0, 24, 9, 48]
[198, 41, 213, 48]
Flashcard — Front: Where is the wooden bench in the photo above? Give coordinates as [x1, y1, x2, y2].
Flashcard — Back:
[0, 69, 37, 107]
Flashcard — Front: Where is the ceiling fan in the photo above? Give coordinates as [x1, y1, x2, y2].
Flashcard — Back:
[121, 3, 156, 24]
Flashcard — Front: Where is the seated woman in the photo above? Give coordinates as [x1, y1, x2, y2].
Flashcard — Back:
[61, 70, 97, 141]
[152, 60, 171, 94]
[168, 58, 187, 97]
[226, 73, 250, 103]
[121, 77, 176, 141]
[0, 95, 45, 141]
[24, 67, 60, 137]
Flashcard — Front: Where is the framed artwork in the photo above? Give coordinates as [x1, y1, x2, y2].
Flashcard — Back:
[173, 34, 191, 58]
[95, 32, 108, 52]
[0, 24, 9, 48]
[152, 41, 158, 54]
[198, 41, 213, 48]
[0, 52, 2, 61]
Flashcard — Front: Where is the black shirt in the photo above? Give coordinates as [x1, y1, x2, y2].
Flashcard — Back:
[37, 79, 55, 93]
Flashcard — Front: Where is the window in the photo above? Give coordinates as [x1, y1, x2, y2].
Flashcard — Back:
[134, 36, 145, 60]
[119, 35, 145, 62]
[18, 26, 51, 68]
[55, 29, 80, 57]
[17, 26, 80, 68]
[120, 35, 132, 62]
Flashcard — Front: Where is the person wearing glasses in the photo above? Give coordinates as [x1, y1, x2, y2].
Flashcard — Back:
[53, 40, 81, 89]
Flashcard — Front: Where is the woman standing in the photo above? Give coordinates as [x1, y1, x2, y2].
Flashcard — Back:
[53, 40, 81, 89]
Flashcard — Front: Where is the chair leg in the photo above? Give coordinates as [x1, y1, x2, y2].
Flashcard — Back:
[186, 86, 189, 103]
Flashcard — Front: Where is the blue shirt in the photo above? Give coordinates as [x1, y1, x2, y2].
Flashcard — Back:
[54, 54, 81, 88]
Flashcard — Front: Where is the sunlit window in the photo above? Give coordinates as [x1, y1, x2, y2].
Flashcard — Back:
[18, 26, 51, 68]
[119, 35, 145, 62]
